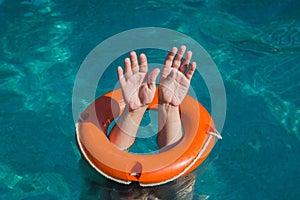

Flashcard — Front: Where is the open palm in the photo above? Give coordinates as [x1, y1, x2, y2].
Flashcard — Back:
[159, 46, 196, 106]
[118, 52, 160, 111]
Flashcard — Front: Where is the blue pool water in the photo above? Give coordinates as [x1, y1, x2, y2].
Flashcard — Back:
[1, 0, 300, 199]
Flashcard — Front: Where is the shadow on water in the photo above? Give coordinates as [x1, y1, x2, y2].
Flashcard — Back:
[78, 158, 199, 200]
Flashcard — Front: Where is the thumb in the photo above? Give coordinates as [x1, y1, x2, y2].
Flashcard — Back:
[148, 68, 160, 89]
[117, 66, 126, 88]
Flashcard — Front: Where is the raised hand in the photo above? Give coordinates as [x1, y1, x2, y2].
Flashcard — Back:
[118, 51, 160, 111]
[159, 46, 196, 106]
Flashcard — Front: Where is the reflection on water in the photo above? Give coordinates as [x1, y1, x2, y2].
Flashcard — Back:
[0, 0, 74, 112]
[263, 91, 300, 140]
[253, 55, 299, 139]
[0, 162, 71, 199]
[224, 62, 300, 140]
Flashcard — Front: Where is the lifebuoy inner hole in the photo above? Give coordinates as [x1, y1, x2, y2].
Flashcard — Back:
[106, 108, 184, 155]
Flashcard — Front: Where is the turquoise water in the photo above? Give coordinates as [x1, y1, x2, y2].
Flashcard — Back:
[1, 0, 300, 199]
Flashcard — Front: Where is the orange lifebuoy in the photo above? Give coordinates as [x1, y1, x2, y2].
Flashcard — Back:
[76, 89, 220, 186]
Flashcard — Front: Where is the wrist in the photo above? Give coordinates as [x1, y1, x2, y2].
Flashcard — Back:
[158, 100, 179, 109]
[126, 104, 148, 115]
[158, 103, 180, 127]
[116, 105, 147, 136]
[158, 87, 179, 107]
[158, 103, 179, 110]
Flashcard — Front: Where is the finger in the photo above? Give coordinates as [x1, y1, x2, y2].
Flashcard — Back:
[186, 62, 196, 80]
[179, 50, 192, 73]
[117, 66, 126, 87]
[124, 58, 132, 80]
[139, 53, 148, 73]
[172, 45, 186, 69]
[164, 47, 177, 69]
[130, 51, 139, 74]
[148, 68, 160, 89]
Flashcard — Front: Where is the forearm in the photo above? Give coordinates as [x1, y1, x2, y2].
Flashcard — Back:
[109, 105, 147, 151]
[157, 104, 183, 149]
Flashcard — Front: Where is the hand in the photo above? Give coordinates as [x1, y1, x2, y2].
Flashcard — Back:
[159, 46, 196, 106]
[118, 51, 160, 111]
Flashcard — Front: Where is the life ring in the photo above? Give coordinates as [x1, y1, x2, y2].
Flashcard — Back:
[76, 88, 221, 187]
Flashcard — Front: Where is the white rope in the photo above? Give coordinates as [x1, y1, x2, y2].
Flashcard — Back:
[208, 130, 222, 140]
